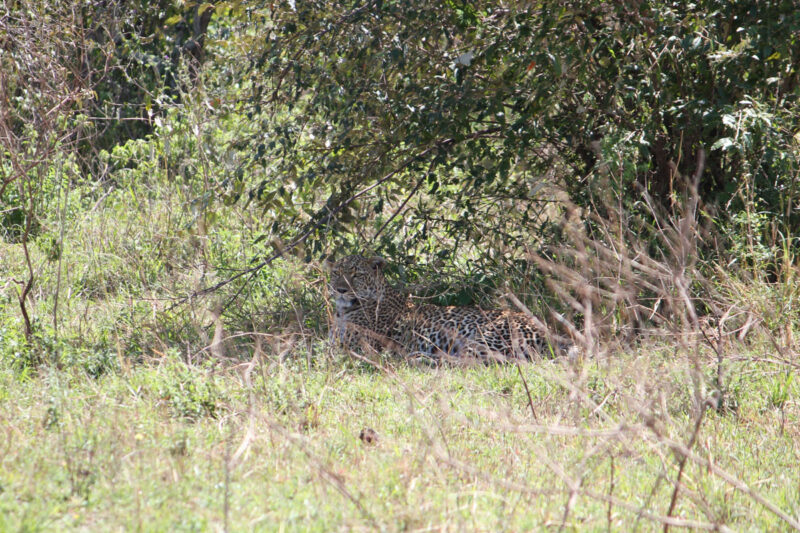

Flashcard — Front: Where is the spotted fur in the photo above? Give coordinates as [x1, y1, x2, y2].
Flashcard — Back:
[327, 255, 571, 360]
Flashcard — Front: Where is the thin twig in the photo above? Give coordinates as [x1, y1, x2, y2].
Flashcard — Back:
[515, 360, 538, 422]
[372, 159, 432, 241]
[663, 398, 709, 533]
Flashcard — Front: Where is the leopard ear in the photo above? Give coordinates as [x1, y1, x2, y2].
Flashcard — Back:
[368, 256, 387, 271]
[322, 256, 336, 272]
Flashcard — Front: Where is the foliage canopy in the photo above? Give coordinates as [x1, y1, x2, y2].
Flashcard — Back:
[225, 0, 800, 265]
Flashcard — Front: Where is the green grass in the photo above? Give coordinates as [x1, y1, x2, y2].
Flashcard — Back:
[1, 345, 798, 531]
[1, 121, 798, 532]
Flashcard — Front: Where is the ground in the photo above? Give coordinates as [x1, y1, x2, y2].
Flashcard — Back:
[1, 343, 798, 531]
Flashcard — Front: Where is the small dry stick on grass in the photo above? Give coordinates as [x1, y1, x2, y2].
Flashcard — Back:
[607, 454, 615, 532]
[515, 360, 538, 422]
[647, 414, 800, 530]
[663, 397, 711, 533]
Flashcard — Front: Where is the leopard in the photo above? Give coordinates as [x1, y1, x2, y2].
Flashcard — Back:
[326, 255, 575, 361]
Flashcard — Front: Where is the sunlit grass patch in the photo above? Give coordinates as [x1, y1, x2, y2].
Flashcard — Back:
[1, 345, 798, 531]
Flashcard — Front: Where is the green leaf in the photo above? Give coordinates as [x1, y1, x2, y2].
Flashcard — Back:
[199, 3, 216, 16]
[710, 137, 735, 151]
[721, 114, 737, 128]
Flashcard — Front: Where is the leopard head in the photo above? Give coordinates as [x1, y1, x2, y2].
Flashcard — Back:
[325, 255, 388, 312]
